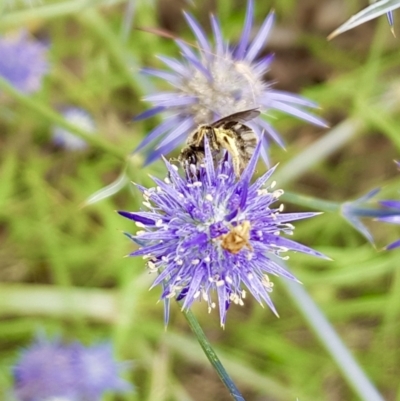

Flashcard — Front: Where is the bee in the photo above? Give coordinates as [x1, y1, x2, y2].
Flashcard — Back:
[220, 220, 253, 254]
[179, 109, 260, 178]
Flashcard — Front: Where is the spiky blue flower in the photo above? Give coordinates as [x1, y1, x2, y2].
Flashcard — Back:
[329, 0, 398, 39]
[341, 188, 382, 244]
[119, 141, 328, 326]
[342, 178, 400, 249]
[13, 336, 131, 401]
[0, 31, 48, 94]
[375, 160, 400, 249]
[386, 10, 395, 33]
[134, 0, 327, 165]
[53, 107, 96, 151]
[376, 197, 400, 249]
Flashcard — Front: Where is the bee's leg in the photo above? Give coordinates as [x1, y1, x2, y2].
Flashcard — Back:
[208, 128, 221, 151]
[232, 155, 242, 178]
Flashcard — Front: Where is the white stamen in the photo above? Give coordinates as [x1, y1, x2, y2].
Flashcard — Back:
[135, 222, 145, 228]
[216, 280, 225, 287]
[164, 177, 171, 184]
[205, 194, 213, 201]
[143, 201, 152, 208]
[273, 189, 284, 198]
[192, 259, 200, 265]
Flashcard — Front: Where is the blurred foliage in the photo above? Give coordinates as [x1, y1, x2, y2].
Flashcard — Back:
[1, 0, 400, 400]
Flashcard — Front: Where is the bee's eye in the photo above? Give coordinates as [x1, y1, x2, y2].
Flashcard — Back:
[206, 128, 214, 136]
[189, 153, 197, 164]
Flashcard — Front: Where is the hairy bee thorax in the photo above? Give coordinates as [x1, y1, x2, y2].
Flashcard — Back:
[179, 108, 261, 179]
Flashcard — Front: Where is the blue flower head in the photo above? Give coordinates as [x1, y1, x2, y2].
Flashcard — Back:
[0, 30, 48, 94]
[377, 198, 400, 249]
[119, 141, 328, 327]
[13, 336, 131, 401]
[342, 177, 400, 250]
[135, 0, 327, 165]
[53, 107, 96, 151]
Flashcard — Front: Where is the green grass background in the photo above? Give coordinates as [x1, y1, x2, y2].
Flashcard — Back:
[1, 0, 400, 400]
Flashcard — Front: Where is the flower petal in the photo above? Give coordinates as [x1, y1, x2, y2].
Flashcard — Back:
[245, 11, 275, 62]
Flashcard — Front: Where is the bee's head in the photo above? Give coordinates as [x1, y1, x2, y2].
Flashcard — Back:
[179, 147, 199, 166]
[197, 125, 214, 139]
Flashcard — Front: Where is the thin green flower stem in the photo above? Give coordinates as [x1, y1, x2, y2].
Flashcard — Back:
[282, 191, 340, 212]
[274, 81, 400, 187]
[78, 8, 146, 98]
[273, 117, 364, 187]
[0, 284, 118, 323]
[277, 260, 385, 401]
[182, 308, 245, 401]
[0, 0, 124, 28]
[0, 77, 126, 161]
[120, 0, 136, 42]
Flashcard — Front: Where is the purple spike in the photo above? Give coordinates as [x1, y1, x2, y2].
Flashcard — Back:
[245, 11, 275, 62]
[234, 0, 254, 59]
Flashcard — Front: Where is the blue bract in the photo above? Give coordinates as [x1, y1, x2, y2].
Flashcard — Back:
[13, 336, 131, 401]
[135, 0, 327, 165]
[120, 141, 328, 327]
[0, 31, 48, 94]
[341, 186, 400, 250]
[377, 199, 400, 249]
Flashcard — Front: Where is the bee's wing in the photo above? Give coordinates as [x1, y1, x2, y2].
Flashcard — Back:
[212, 109, 260, 127]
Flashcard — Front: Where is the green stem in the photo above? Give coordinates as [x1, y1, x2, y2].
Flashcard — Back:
[282, 190, 340, 212]
[78, 8, 147, 98]
[0, 77, 126, 160]
[274, 80, 400, 187]
[276, 259, 385, 401]
[0, 0, 125, 28]
[0, 284, 118, 323]
[182, 309, 245, 401]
